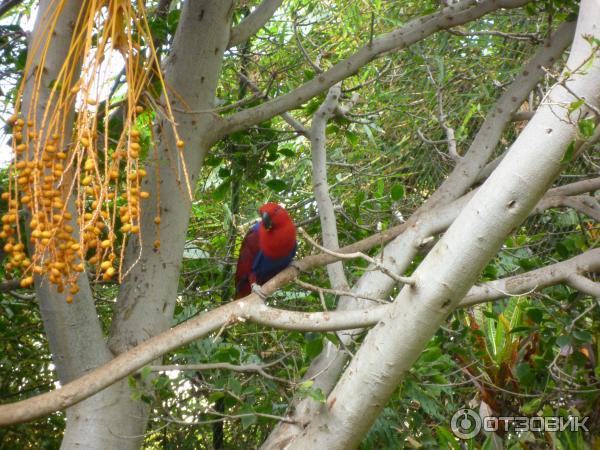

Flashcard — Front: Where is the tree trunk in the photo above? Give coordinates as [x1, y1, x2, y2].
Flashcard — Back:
[103, 0, 234, 447]
[19, 1, 150, 448]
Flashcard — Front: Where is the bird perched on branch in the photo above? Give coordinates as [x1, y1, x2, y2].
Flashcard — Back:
[234, 202, 297, 299]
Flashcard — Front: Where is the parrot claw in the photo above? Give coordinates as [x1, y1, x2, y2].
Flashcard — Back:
[251, 283, 268, 300]
[290, 261, 303, 273]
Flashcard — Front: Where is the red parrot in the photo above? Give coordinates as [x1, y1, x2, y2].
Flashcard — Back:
[234, 202, 297, 298]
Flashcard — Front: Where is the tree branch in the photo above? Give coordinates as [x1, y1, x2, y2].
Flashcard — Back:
[310, 84, 352, 291]
[0, 297, 388, 426]
[554, 195, 600, 221]
[211, 0, 534, 141]
[449, 27, 542, 42]
[298, 228, 415, 286]
[567, 273, 600, 298]
[228, 0, 283, 49]
[460, 248, 600, 307]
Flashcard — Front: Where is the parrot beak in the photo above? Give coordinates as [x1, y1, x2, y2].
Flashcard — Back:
[261, 212, 273, 229]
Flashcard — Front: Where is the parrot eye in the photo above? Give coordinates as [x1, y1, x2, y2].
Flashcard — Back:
[261, 212, 273, 229]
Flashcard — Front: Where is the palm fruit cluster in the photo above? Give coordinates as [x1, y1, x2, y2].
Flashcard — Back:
[0, 0, 190, 302]
[0, 112, 164, 303]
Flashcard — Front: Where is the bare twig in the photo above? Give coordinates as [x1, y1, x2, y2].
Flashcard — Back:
[295, 279, 389, 304]
[151, 354, 292, 384]
[449, 28, 542, 42]
[298, 227, 415, 286]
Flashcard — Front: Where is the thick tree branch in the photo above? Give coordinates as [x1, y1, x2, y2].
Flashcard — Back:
[426, 20, 576, 207]
[567, 273, 600, 298]
[310, 84, 353, 291]
[0, 298, 387, 426]
[228, 0, 283, 49]
[211, 0, 534, 141]
[552, 195, 600, 221]
[240, 72, 309, 136]
[460, 249, 600, 307]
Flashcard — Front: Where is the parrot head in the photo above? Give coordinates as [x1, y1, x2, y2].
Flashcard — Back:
[259, 202, 293, 231]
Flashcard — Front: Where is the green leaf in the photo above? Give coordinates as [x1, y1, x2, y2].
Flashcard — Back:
[305, 335, 323, 358]
[526, 308, 543, 323]
[213, 179, 230, 200]
[556, 335, 572, 348]
[16, 49, 27, 71]
[391, 184, 405, 201]
[153, 374, 170, 390]
[572, 330, 592, 343]
[228, 377, 242, 396]
[561, 141, 576, 164]
[307, 387, 326, 402]
[375, 178, 385, 197]
[128, 375, 137, 389]
[139, 366, 152, 380]
[420, 347, 442, 363]
[266, 179, 288, 192]
[299, 380, 313, 390]
[240, 405, 257, 429]
[568, 99, 585, 113]
[324, 333, 340, 346]
[436, 426, 461, 449]
[509, 326, 532, 334]
[578, 118, 595, 138]
[298, 380, 326, 403]
[521, 397, 542, 415]
[207, 391, 225, 402]
[515, 362, 534, 385]
[279, 147, 295, 157]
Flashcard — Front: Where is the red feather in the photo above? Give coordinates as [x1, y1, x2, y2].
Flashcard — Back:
[234, 203, 297, 298]
[258, 202, 296, 259]
[234, 224, 260, 298]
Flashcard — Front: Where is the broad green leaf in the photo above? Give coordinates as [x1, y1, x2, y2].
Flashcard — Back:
[391, 184, 405, 200]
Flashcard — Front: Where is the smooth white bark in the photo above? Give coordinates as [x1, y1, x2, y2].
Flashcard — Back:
[228, 0, 283, 48]
[108, 0, 234, 355]
[311, 84, 352, 291]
